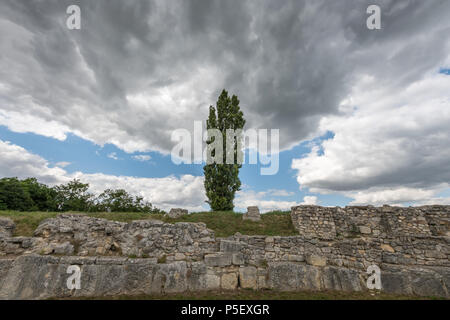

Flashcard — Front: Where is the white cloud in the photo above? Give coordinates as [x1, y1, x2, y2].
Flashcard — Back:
[348, 187, 437, 206]
[107, 152, 119, 160]
[55, 161, 71, 168]
[132, 155, 151, 162]
[414, 197, 450, 206]
[292, 73, 450, 205]
[300, 196, 318, 205]
[0, 140, 69, 185]
[266, 189, 294, 197]
[0, 109, 70, 141]
[0, 139, 206, 212]
[235, 189, 299, 213]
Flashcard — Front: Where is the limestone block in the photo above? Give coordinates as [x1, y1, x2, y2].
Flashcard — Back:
[53, 242, 74, 255]
[267, 262, 321, 291]
[220, 240, 242, 253]
[166, 208, 188, 218]
[221, 273, 238, 290]
[205, 274, 220, 290]
[359, 226, 372, 234]
[380, 244, 395, 253]
[243, 206, 261, 222]
[0, 218, 15, 238]
[239, 266, 257, 289]
[232, 253, 244, 265]
[204, 253, 232, 267]
[306, 254, 327, 267]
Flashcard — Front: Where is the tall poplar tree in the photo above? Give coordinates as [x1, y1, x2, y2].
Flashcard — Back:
[203, 89, 245, 211]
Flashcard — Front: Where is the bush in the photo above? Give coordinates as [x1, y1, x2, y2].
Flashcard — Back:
[0, 177, 162, 213]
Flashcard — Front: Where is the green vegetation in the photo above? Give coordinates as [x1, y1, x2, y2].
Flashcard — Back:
[204, 89, 246, 211]
[0, 177, 163, 214]
[161, 210, 295, 237]
[57, 289, 443, 300]
[157, 255, 167, 264]
[0, 210, 295, 237]
[0, 178, 58, 211]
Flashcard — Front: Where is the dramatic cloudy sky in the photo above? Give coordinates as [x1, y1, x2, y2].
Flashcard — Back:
[0, 0, 449, 212]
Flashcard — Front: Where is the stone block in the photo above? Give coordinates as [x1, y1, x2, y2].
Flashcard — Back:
[166, 208, 188, 218]
[288, 254, 305, 262]
[220, 240, 242, 253]
[380, 244, 395, 253]
[205, 274, 220, 290]
[221, 273, 238, 290]
[305, 254, 327, 267]
[243, 206, 261, 222]
[0, 218, 15, 238]
[232, 253, 245, 265]
[239, 266, 257, 289]
[359, 226, 372, 234]
[204, 253, 232, 267]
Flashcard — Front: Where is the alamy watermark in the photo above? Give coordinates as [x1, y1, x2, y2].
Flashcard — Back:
[366, 5, 381, 30]
[366, 264, 382, 290]
[66, 265, 81, 290]
[66, 5, 81, 30]
[171, 121, 279, 175]
[66, 4, 381, 31]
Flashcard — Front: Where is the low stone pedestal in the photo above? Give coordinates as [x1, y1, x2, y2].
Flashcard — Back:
[243, 206, 261, 222]
[167, 208, 188, 218]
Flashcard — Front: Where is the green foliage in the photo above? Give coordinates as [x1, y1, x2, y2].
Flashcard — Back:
[54, 179, 94, 212]
[0, 177, 162, 214]
[95, 188, 153, 213]
[0, 177, 56, 211]
[203, 89, 245, 211]
[22, 178, 58, 211]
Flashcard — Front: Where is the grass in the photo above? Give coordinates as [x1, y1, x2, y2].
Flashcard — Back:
[58, 289, 444, 300]
[0, 210, 296, 237]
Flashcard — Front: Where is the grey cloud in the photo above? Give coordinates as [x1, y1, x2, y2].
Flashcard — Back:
[0, 0, 449, 154]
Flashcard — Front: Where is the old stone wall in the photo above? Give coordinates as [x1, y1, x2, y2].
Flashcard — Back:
[0, 207, 449, 299]
[291, 205, 450, 239]
[30, 215, 218, 260]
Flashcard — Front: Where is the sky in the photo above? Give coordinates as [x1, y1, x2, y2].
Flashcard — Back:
[0, 0, 450, 212]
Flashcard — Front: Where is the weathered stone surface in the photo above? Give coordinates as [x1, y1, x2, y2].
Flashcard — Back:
[381, 270, 412, 295]
[204, 253, 232, 267]
[221, 273, 238, 290]
[380, 244, 395, 253]
[0, 218, 15, 238]
[166, 208, 188, 218]
[322, 267, 363, 292]
[305, 254, 327, 267]
[232, 253, 244, 265]
[267, 262, 321, 291]
[409, 269, 447, 297]
[291, 205, 449, 238]
[205, 273, 220, 290]
[239, 266, 257, 289]
[29, 214, 215, 259]
[0, 208, 448, 299]
[359, 226, 371, 235]
[243, 206, 261, 222]
[220, 240, 242, 253]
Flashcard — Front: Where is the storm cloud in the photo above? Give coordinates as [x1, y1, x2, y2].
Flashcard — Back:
[1, 0, 447, 152]
[1, 0, 450, 205]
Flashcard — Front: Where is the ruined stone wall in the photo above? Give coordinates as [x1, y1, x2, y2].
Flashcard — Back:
[291, 205, 450, 239]
[0, 209, 449, 299]
[6, 215, 218, 260]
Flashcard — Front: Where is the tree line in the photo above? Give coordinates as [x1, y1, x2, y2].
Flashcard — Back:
[0, 177, 163, 213]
